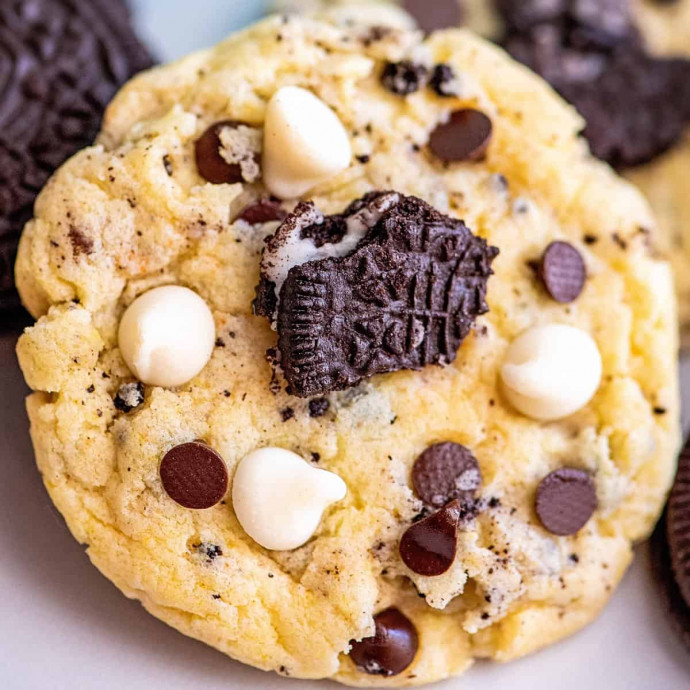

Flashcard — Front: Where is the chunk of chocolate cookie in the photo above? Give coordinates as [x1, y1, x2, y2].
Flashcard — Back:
[667, 436, 690, 610]
[255, 192, 498, 397]
[0, 0, 153, 320]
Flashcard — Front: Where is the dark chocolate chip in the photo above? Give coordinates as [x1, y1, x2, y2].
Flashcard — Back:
[237, 199, 287, 225]
[429, 63, 459, 97]
[399, 500, 461, 576]
[280, 407, 295, 422]
[667, 437, 690, 609]
[402, 0, 464, 33]
[114, 382, 145, 412]
[411, 442, 481, 508]
[535, 468, 597, 536]
[255, 192, 498, 397]
[195, 121, 246, 184]
[429, 109, 493, 162]
[160, 441, 228, 509]
[538, 241, 586, 303]
[308, 398, 330, 418]
[381, 61, 429, 96]
[0, 0, 152, 320]
[349, 608, 419, 677]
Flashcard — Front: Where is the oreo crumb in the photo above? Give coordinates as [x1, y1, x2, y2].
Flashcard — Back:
[114, 382, 145, 413]
[381, 61, 429, 95]
[308, 398, 330, 418]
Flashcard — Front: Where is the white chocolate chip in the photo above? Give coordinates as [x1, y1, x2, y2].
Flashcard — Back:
[262, 86, 351, 199]
[118, 286, 215, 388]
[232, 447, 347, 551]
[500, 324, 602, 421]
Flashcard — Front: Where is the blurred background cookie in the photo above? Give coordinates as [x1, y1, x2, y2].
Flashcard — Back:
[0, 0, 152, 325]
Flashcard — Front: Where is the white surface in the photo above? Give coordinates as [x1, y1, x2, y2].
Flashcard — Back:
[1, 1, 689, 688]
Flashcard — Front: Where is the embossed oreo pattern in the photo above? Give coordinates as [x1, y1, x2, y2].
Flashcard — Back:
[0, 0, 152, 316]
[267, 193, 498, 397]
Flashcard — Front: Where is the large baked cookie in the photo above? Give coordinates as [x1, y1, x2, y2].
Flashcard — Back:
[15, 15, 679, 686]
[280, 0, 690, 337]
[0, 0, 152, 322]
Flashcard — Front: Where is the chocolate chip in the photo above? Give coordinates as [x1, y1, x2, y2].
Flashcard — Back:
[308, 398, 330, 418]
[412, 442, 481, 508]
[160, 441, 228, 510]
[280, 407, 295, 422]
[429, 109, 493, 162]
[538, 241, 586, 303]
[195, 121, 245, 184]
[402, 0, 464, 33]
[236, 199, 287, 225]
[429, 63, 459, 97]
[349, 608, 419, 677]
[399, 500, 461, 576]
[667, 437, 690, 609]
[255, 192, 498, 397]
[535, 468, 597, 536]
[381, 61, 428, 96]
[114, 382, 145, 412]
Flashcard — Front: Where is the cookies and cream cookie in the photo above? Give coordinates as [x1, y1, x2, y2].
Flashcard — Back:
[15, 15, 679, 686]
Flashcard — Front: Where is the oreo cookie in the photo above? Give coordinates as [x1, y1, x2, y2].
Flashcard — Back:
[496, 0, 690, 168]
[651, 437, 690, 654]
[255, 192, 498, 397]
[0, 0, 153, 321]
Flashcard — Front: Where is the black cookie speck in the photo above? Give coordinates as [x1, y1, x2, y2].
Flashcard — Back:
[114, 382, 145, 412]
[381, 61, 429, 96]
[255, 192, 498, 397]
[309, 398, 330, 418]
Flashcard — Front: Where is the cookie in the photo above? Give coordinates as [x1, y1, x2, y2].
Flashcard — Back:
[650, 514, 690, 654]
[15, 15, 679, 686]
[0, 0, 152, 322]
[280, 0, 690, 336]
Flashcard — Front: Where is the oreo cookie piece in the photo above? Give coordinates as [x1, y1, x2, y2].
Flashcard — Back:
[255, 192, 498, 397]
[497, 0, 690, 168]
[668, 437, 690, 611]
[0, 0, 153, 321]
[651, 513, 690, 654]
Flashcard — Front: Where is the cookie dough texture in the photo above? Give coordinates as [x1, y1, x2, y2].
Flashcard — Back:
[15, 16, 679, 686]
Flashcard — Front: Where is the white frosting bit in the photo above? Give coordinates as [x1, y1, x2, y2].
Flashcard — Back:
[231, 448, 347, 551]
[501, 324, 602, 421]
[262, 193, 400, 318]
[118, 286, 215, 388]
[262, 86, 352, 199]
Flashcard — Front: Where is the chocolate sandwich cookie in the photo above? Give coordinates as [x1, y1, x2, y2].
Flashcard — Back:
[0, 0, 152, 322]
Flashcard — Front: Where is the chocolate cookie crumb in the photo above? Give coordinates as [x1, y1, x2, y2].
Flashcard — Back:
[381, 61, 429, 96]
[114, 382, 145, 412]
[309, 398, 330, 418]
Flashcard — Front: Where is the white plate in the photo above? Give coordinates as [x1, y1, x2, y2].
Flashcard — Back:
[1, 1, 689, 687]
